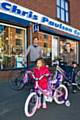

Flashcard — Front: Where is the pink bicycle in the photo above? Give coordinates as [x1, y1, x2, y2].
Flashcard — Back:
[24, 66, 70, 117]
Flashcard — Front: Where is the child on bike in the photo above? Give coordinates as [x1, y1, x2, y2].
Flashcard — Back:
[32, 57, 50, 109]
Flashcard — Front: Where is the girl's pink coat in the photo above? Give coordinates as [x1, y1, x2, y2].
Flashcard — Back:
[33, 66, 50, 90]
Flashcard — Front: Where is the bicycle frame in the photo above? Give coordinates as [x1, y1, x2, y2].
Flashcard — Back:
[24, 66, 70, 117]
[31, 65, 67, 102]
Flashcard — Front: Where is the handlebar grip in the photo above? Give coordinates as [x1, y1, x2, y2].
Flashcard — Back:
[31, 73, 49, 81]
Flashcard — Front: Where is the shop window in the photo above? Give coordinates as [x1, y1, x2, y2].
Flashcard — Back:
[0, 24, 27, 70]
[56, 0, 70, 23]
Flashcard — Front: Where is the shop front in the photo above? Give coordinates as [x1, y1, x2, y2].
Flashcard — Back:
[0, 0, 80, 73]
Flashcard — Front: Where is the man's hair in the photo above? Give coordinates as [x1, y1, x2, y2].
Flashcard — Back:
[66, 42, 71, 47]
[33, 37, 39, 40]
[72, 61, 77, 65]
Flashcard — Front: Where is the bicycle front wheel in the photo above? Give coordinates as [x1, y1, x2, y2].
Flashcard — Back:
[24, 92, 38, 117]
[53, 84, 68, 104]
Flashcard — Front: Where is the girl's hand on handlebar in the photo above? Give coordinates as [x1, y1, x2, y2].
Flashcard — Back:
[44, 74, 49, 77]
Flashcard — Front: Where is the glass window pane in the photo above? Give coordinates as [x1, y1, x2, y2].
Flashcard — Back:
[61, 0, 64, 8]
[57, 7, 60, 18]
[61, 9, 65, 21]
[66, 12, 69, 22]
[65, 2, 68, 11]
[57, 0, 60, 6]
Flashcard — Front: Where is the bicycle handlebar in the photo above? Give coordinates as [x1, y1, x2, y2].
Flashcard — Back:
[31, 73, 49, 81]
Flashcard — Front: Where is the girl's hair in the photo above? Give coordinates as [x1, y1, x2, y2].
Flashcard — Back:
[35, 57, 46, 66]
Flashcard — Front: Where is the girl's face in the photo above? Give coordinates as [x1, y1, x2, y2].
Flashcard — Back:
[73, 64, 77, 67]
[36, 60, 43, 68]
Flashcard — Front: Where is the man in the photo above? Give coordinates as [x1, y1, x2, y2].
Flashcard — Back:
[26, 37, 42, 68]
[61, 42, 76, 65]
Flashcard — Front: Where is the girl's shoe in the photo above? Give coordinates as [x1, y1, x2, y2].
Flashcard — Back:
[42, 103, 47, 109]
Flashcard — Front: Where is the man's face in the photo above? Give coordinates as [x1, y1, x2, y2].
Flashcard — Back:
[33, 38, 39, 46]
[66, 44, 71, 52]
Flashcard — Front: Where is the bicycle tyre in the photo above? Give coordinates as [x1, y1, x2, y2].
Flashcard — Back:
[53, 84, 68, 104]
[24, 92, 38, 117]
[9, 72, 25, 90]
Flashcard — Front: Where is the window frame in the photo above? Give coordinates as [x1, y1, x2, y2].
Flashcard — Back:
[56, 0, 70, 23]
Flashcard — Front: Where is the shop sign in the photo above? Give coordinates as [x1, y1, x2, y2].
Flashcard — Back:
[0, 0, 80, 38]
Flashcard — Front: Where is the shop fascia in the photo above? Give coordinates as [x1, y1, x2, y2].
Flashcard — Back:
[0, 0, 80, 38]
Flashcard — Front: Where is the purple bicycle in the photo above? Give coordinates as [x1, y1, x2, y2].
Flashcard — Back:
[9, 69, 32, 90]
[24, 65, 70, 117]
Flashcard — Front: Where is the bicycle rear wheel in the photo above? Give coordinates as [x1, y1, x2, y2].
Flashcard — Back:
[9, 71, 25, 90]
[24, 92, 38, 117]
[53, 84, 68, 104]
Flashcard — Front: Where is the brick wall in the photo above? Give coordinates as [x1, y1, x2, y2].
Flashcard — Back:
[70, 0, 80, 29]
[8, 0, 56, 18]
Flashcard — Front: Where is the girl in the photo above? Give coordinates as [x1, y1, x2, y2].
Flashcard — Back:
[33, 57, 50, 109]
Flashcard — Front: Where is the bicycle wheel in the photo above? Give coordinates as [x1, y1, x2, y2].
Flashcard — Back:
[53, 84, 68, 104]
[9, 72, 25, 90]
[75, 71, 80, 90]
[24, 92, 38, 117]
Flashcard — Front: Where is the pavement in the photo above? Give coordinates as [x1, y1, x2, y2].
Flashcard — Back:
[0, 80, 80, 120]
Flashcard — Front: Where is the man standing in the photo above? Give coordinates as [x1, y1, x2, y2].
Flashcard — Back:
[26, 37, 42, 68]
[60, 42, 76, 65]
